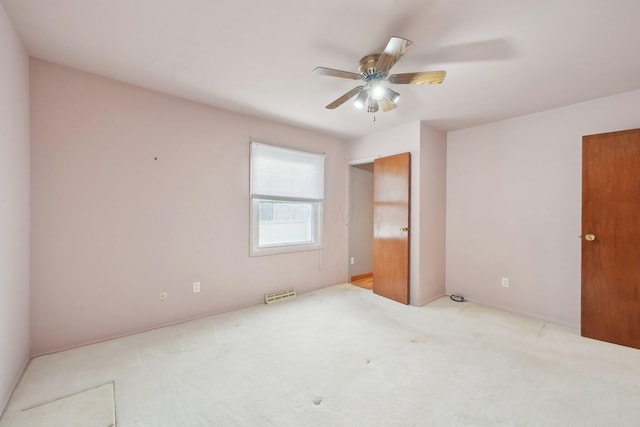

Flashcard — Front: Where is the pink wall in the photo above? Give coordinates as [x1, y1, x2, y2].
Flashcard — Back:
[419, 123, 447, 304]
[0, 4, 30, 413]
[446, 90, 640, 327]
[30, 59, 349, 355]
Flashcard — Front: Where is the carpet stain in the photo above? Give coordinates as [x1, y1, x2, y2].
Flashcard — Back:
[21, 382, 114, 411]
[15, 382, 115, 427]
[538, 323, 547, 336]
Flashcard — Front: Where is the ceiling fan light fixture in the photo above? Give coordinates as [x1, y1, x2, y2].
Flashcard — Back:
[370, 81, 385, 100]
[384, 87, 400, 104]
[367, 98, 379, 113]
[353, 90, 368, 109]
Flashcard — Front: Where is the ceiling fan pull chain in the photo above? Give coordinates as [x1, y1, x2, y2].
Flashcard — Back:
[373, 114, 376, 122]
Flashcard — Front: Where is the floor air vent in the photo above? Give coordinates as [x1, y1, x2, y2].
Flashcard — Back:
[265, 288, 296, 304]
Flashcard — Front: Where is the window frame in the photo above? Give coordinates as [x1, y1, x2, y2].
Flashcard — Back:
[249, 142, 325, 257]
[250, 198, 324, 256]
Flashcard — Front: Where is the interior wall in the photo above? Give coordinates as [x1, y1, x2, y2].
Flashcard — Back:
[348, 122, 422, 303]
[348, 165, 373, 278]
[446, 89, 640, 327]
[418, 123, 447, 304]
[30, 59, 349, 356]
[0, 4, 30, 413]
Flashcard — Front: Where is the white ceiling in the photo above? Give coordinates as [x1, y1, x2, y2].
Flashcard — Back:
[3, 0, 640, 139]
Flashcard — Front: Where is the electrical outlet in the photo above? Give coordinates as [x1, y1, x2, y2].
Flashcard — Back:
[193, 282, 201, 293]
[350, 257, 355, 265]
[501, 277, 509, 288]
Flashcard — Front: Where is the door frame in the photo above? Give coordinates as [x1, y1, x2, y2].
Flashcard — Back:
[347, 154, 412, 303]
[348, 156, 379, 281]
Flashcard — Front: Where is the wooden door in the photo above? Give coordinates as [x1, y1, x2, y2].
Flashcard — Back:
[582, 128, 640, 349]
[373, 153, 411, 304]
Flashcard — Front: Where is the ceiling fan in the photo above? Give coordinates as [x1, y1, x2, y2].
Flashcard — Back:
[313, 37, 446, 113]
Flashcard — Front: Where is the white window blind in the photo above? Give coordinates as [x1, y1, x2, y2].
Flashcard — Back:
[249, 141, 325, 256]
[250, 142, 325, 201]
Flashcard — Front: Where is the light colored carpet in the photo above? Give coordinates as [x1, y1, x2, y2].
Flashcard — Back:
[0, 382, 115, 427]
[1, 284, 639, 426]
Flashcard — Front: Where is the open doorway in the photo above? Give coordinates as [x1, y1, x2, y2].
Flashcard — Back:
[349, 153, 412, 304]
[349, 163, 374, 290]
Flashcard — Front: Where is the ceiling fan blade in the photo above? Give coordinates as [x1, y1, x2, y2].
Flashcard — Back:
[313, 67, 362, 80]
[375, 37, 413, 74]
[388, 70, 446, 84]
[379, 97, 397, 112]
[325, 86, 364, 109]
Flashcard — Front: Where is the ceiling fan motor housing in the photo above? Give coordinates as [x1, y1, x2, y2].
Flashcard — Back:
[359, 54, 383, 78]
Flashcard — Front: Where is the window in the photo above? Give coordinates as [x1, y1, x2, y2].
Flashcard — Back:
[250, 142, 325, 255]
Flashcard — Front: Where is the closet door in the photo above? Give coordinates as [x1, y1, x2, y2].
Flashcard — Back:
[582, 128, 640, 349]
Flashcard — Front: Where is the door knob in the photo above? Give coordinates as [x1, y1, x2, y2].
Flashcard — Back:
[584, 234, 596, 241]
[400, 226, 409, 232]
